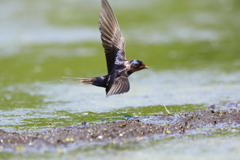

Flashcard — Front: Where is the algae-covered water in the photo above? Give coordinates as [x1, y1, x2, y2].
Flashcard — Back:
[0, 0, 240, 159]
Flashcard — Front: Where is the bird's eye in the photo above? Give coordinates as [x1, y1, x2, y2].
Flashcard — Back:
[133, 64, 140, 68]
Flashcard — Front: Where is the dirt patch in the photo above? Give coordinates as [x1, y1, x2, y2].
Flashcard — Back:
[0, 103, 240, 152]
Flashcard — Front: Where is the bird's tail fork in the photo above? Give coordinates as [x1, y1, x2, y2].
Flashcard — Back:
[62, 76, 107, 88]
[62, 77, 95, 84]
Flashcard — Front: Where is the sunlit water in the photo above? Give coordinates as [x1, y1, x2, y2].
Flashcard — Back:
[0, 0, 240, 159]
[1, 70, 239, 130]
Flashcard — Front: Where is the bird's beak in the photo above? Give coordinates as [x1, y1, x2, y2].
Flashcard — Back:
[141, 63, 149, 69]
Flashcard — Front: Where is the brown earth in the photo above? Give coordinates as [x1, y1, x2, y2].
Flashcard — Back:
[0, 103, 240, 152]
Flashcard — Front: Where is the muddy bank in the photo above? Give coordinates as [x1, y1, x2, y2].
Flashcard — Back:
[0, 103, 240, 152]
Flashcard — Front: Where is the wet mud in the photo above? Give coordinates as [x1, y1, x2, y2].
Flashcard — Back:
[0, 103, 240, 152]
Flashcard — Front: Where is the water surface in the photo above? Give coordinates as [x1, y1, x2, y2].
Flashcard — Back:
[0, 0, 240, 159]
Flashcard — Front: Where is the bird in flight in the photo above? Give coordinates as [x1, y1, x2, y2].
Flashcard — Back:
[63, 0, 148, 97]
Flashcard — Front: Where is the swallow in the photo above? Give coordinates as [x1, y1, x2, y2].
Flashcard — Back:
[63, 0, 148, 97]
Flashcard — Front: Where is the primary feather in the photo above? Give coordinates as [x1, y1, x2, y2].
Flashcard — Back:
[99, 0, 127, 73]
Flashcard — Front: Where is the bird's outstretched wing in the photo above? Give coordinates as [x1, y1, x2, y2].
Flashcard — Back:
[99, 0, 127, 74]
[106, 76, 130, 97]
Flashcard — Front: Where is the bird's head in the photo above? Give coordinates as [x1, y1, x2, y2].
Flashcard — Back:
[130, 60, 149, 72]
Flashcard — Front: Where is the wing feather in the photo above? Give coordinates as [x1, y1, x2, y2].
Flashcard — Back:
[106, 76, 130, 97]
[99, 0, 127, 74]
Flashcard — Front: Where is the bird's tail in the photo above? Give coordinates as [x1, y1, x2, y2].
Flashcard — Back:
[62, 77, 95, 85]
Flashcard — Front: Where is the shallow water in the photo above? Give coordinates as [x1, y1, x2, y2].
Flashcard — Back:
[54, 134, 240, 160]
[0, 0, 240, 159]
